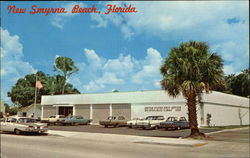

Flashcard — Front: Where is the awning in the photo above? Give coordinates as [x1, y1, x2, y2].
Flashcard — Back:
[52, 104, 74, 107]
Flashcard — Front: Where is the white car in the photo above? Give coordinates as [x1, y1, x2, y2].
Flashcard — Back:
[41, 115, 65, 125]
[127, 117, 145, 128]
[0, 117, 49, 135]
[137, 115, 166, 130]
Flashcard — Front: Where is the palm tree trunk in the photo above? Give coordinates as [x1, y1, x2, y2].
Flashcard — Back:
[187, 94, 204, 137]
[62, 75, 67, 94]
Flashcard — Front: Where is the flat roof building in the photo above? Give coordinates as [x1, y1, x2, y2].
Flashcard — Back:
[41, 90, 249, 126]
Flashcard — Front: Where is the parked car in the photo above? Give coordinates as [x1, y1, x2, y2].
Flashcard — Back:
[137, 115, 165, 130]
[99, 116, 127, 128]
[127, 117, 145, 128]
[61, 115, 91, 125]
[160, 117, 189, 130]
[0, 117, 48, 135]
[41, 115, 65, 125]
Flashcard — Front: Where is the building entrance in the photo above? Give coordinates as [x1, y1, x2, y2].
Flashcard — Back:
[59, 107, 73, 117]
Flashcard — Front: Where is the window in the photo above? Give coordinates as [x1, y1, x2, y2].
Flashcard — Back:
[180, 117, 186, 121]
[59, 115, 65, 118]
[157, 116, 165, 120]
[49, 116, 56, 118]
[22, 112, 27, 117]
[146, 116, 154, 120]
[9, 118, 17, 123]
[18, 118, 36, 123]
[118, 116, 125, 120]
[108, 116, 115, 120]
[167, 117, 177, 121]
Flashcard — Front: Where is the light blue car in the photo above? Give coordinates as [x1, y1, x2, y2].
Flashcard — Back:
[61, 115, 91, 126]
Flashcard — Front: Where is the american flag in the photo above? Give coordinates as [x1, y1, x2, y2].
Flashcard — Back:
[36, 81, 43, 89]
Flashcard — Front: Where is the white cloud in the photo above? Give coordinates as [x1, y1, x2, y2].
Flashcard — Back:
[51, 2, 85, 29]
[90, 1, 249, 74]
[132, 48, 162, 84]
[84, 48, 103, 69]
[84, 72, 124, 92]
[103, 54, 135, 76]
[212, 41, 249, 75]
[69, 47, 163, 93]
[1, 28, 36, 103]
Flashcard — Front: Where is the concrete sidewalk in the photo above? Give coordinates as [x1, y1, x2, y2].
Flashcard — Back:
[205, 126, 249, 135]
[48, 130, 208, 147]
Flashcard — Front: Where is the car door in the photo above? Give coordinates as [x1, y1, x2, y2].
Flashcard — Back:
[75, 116, 81, 123]
[77, 116, 85, 124]
[179, 117, 188, 128]
[155, 116, 165, 126]
[5, 118, 17, 132]
[0, 118, 8, 131]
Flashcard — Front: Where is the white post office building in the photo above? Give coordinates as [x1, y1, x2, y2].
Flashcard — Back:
[41, 90, 249, 126]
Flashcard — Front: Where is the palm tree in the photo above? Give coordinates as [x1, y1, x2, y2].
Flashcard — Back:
[54, 56, 79, 94]
[160, 41, 224, 137]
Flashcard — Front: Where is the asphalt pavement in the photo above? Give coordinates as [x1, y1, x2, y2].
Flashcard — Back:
[1, 127, 249, 158]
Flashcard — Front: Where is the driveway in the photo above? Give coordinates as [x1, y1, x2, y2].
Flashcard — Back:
[48, 125, 222, 138]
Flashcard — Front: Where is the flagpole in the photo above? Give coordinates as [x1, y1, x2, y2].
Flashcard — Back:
[34, 74, 38, 119]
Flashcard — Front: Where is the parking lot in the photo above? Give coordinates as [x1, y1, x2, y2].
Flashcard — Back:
[48, 125, 221, 138]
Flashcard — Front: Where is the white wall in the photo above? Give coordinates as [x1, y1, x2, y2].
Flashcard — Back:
[204, 104, 249, 126]
[18, 106, 41, 119]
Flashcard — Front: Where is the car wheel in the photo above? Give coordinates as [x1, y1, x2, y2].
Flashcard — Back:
[165, 127, 168, 130]
[104, 125, 108, 128]
[154, 126, 159, 130]
[129, 123, 132, 128]
[14, 129, 21, 135]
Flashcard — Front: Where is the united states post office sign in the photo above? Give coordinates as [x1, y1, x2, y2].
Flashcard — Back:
[144, 106, 181, 112]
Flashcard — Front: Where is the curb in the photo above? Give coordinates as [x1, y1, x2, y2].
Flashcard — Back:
[134, 141, 208, 147]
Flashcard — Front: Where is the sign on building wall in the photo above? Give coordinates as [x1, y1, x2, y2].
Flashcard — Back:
[144, 106, 181, 112]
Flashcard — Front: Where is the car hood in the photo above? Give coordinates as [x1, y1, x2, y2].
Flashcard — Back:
[138, 120, 150, 124]
[161, 121, 174, 124]
[18, 122, 47, 127]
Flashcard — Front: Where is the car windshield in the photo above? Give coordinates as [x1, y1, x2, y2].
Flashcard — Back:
[167, 117, 178, 121]
[18, 118, 37, 123]
[108, 116, 115, 120]
[157, 116, 164, 120]
[146, 116, 154, 120]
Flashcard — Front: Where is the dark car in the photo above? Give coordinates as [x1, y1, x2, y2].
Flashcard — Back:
[61, 115, 91, 125]
[160, 117, 189, 130]
[99, 116, 127, 128]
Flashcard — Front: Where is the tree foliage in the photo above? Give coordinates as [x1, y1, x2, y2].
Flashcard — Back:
[224, 69, 250, 97]
[160, 41, 224, 136]
[54, 56, 79, 94]
[8, 71, 80, 107]
[6, 106, 18, 115]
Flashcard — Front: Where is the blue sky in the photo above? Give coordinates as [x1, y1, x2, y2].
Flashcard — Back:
[1, 1, 249, 104]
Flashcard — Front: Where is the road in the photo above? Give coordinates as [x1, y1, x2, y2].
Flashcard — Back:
[1, 128, 249, 158]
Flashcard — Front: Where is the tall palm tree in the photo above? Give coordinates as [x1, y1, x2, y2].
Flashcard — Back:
[160, 41, 224, 136]
[54, 56, 79, 94]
